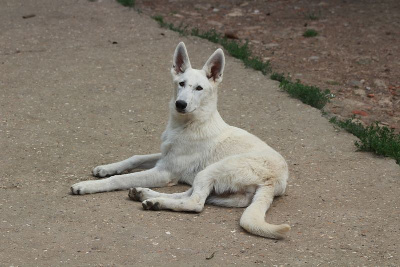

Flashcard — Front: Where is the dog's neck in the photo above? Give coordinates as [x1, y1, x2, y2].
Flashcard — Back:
[167, 106, 228, 137]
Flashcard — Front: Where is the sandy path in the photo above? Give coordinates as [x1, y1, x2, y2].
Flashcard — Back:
[0, 0, 398, 265]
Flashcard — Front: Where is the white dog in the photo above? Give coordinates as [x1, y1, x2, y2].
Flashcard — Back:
[71, 42, 290, 239]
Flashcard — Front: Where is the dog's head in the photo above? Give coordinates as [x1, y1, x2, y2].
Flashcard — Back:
[171, 42, 225, 116]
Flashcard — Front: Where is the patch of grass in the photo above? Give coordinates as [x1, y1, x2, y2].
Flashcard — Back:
[154, 17, 271, 74]
[242, 56, 271, 74]
[330, 117, 400, 164]
[271, 73, 332, 109]
[192, 28, 271, 74]
[153, 15, 166, 26]
[153, 15, 188, 36]
[220, 39, 250, 59]
[116, 0, 135, 7]
[191, 28, 221, 43]
[270, 72, 285, 83]
[303, 29, 318, 38]
[305, 12, 320, 20]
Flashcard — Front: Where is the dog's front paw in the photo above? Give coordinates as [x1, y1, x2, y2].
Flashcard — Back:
[71, 180, 103, 195]
[71, 181, 88, 195]
[92, 164, 121, 178]
[142, 199, 161, 211]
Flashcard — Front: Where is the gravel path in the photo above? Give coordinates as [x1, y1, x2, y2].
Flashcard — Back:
[1, 0, 398, 265]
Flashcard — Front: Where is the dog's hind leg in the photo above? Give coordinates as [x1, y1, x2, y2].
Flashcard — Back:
[71, 167, 172, 195]
[140, 156, 257, 212]
[128, 187, 193, 202]
[206, 187, 256, 208]
[141, 167, 216, 212]
[92, 153, 161, 178]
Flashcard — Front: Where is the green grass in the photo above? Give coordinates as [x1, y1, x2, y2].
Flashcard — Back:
[116, 0, 135, 7]
[191, 28, 221, 44]
[154, 16, 271, 75]
[305, 12, 320, 21]
[330, 117, 400, 164]
[271, 73, 332, 109]
[270, 72, 285, 82]
[153, 15, 188, 36]
[303, 29, 318, 37]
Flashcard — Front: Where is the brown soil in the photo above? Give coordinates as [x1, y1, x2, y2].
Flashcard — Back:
[136, 0, 400, 130]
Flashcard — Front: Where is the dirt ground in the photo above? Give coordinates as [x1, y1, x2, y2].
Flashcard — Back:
[136, 0, 400, 130]
[0, 0, 399, 266]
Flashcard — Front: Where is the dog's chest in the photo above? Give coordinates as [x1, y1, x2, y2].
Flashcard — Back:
[160, 132, 216, 183]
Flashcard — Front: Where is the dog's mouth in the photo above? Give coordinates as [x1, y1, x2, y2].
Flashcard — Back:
[176, 108, 195, 114]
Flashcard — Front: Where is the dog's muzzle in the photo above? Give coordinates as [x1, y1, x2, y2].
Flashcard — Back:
[175, 100, 187, 113]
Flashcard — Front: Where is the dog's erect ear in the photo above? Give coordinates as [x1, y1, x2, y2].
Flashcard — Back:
[203, 48, 225, 83]
[172, 42, 191, 75]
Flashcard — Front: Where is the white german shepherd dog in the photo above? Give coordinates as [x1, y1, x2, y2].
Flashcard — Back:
[71, 42, 290, 239]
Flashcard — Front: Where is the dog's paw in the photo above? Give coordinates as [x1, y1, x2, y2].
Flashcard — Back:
[71, 180, 102, 195]
[128, 187, 153, 201]
[92, 164, 121, 178]
[71, 181, 89, 195]
[142, 199, 161, 211]
[128, 188, 142, 201]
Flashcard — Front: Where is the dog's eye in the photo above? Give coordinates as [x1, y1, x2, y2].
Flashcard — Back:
[179, 81, 185, 87]
[196, 86, 203, 91]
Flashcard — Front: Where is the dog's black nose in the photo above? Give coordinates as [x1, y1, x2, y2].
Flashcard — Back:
[175, 100, 187, 111]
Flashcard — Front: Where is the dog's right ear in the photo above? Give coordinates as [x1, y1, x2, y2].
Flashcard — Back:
[172, 42, 192, 76]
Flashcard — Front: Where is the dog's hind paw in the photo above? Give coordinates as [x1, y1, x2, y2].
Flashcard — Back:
[129, 187, 154, 201]
[128, 188, 143, 201]
[142, 200, 161, 211]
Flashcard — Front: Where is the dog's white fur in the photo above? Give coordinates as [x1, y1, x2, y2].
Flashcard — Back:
[71, 42, 290, 239]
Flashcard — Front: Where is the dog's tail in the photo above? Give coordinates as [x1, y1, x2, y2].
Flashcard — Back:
[239, 184, 290, 239]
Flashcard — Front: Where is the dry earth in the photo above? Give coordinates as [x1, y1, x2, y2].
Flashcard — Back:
[0, 0, 399, 266]
[136, 0, 400, 130]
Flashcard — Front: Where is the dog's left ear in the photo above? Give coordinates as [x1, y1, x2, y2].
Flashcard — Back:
[203, 48, 225, 83]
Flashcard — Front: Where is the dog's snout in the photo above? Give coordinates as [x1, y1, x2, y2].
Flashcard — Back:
[175, 100, 187, 111]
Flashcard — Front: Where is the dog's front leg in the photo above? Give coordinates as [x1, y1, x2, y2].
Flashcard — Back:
[71, 167, 172, 195]
[92, 153, 162, 177]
